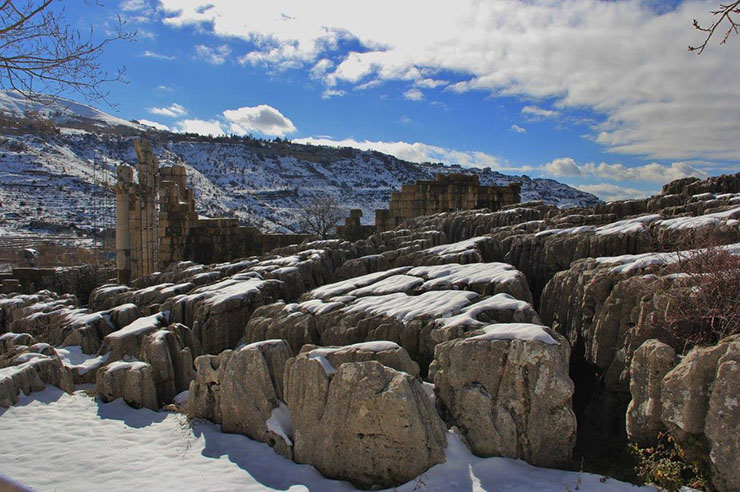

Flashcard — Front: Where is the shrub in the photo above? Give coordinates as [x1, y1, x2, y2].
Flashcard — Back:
[630, 433, 711, 491]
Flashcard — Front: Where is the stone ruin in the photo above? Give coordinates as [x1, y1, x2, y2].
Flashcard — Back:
[375, 173, 521, 232]
[2, 171, 740, 490]
[115, 140, 311, 285]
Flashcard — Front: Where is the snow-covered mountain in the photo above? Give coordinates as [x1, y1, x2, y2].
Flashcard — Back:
[0, 92, 599, 237]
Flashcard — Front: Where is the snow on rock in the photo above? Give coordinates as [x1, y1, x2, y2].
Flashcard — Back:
[55, 345, 110, 382]
[102, 312, 170, 362]
[304, 341, 419, 377]
[431, 325, 575, 467]
[342, 290, 478, 323]
[466, 323, 558, 345]
[308, 267, 412, 300]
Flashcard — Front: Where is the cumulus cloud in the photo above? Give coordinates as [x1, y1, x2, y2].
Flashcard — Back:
[403, 88, 424, 101]
[159, 0, 740, 161]
[223, 105, 297, 137]
[544, 157, 582, 176]
[138, 119, 170, 131]
[176, 119, 225, 136]
[149, 103, 187, 118]
[577, 183, 653, 202]
[543, 157, 708, 183]
[293, 136, 507, 170]
[510, 124, 526, 134]
[194, 44, 231, 65]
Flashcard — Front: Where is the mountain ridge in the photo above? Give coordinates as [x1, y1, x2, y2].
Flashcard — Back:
[0, 91, 600, 237]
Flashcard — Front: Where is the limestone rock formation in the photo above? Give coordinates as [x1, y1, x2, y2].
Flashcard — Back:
[626, 339, 679, 447]
[431, 324, 576, 467]
[140, 323, 201, 406]
[219, 339, 293, 458]
[186, 350, 233, 424]
[0, 348, 74, 407]
[661, 336, 740, 491]
[96, 360, 158, 410]
[284, 349, 446, 489]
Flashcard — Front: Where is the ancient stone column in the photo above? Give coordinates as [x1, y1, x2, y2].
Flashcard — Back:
[115, 164, 134, 284]
[134, 140, 160, 279]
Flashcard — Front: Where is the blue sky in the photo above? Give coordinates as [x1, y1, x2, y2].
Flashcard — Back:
[61, 0, 739, 201]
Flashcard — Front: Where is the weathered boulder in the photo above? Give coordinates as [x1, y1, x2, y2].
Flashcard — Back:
[661, 335, 740, 491]
[626, 339, 679, 447]
[431, 323, 576, 467]
[165, 273, 287, 354]
[284, 350, 446, 489]
[186, 350, 233, 424]
[0, 332, 35, 354]
[0, 350, 74, 407]
[101, 312, 170, 362]
[220, 339, 293, 458]
[140, 323, 201, 406]
[96, 360, 158, 410]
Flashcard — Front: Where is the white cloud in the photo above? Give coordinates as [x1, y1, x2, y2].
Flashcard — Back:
[155, 85, 174, 92]
[176, 119, 226, 136]
[138, 119, 170, 131]
[159, 0, 740, 161]
[310, 58, 334, 79]
[293, 136, 507, 170]
[149, 103, 187, 118]
[194, 44, 231, 65]
[321, 88, 346, 99]
[543, 157, 709, 183]
[521, 105, 559, 120]
[510, 124, 526, 134]
[223, 105, 297, 137]
[142, 50, 175, 60]
[544, 157, 583, 177]
[577, 183, 653, 201]
[403, 88, 424, 101]
[414, 78, 446, 89]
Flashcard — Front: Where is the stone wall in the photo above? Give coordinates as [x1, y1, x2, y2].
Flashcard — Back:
[375, 173, 521, 232]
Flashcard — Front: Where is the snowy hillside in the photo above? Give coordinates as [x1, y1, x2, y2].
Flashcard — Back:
[0, 92, 600, 237]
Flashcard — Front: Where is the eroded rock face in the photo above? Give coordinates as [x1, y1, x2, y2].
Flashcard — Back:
[431, 324, 576, 467]
[140, 323, 201, 407]
[219, 340, 293, 458]
[284, 353, 446, 489]
[0, 348, 74, 407]
[661, 336, 740, 491]
[186, 351, 233, 424]
[96, 360, 158, 410]
[626, 339, 679, 447]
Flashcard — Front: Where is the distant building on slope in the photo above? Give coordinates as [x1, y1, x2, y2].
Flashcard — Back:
[375, 173, 521, 232]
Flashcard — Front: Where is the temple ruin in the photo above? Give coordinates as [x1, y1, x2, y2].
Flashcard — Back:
[115, 140, 310, 284]
[375, 173, 521, 232]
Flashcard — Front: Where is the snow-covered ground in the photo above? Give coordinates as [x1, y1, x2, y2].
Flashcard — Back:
[0, 386, 654, 492]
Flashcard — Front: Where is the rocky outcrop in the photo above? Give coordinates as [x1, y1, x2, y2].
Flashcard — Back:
[100, 312, 170, 362]
[186, 351, 232, 424]
[140, 323, 201, 407]
[284, 344, 446, 489]
[164, 272, 287, 354]
[661, 336, 740, 491]
[430, 324, 576, 467]
[626, 339, 679, 447]
[0, 348, 74, 407]
[96, 360, 158, 410]
[219, 339, 293, 458]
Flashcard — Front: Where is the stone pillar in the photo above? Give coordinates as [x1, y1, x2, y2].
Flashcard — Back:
[134, 140, 160, 279]
[115, 165, 134, 284]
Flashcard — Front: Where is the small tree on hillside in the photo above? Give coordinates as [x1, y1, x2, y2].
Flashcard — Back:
[298, 196, 344, 239]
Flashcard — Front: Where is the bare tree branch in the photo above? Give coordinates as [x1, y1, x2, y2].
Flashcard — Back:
[0, 0, 134, 102]
[298, 196, 344, 239]
[689, 0, 740, 54]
